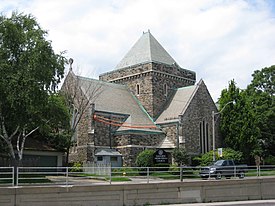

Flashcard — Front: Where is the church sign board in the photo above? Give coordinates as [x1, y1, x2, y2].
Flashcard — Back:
[153, 149, 168, 164]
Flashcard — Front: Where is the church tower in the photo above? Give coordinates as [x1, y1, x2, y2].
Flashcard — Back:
[99, 31, 196, 119]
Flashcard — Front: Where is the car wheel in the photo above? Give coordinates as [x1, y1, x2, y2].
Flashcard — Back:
[215, 172, 222, 180]
[239, 171, 245, 179]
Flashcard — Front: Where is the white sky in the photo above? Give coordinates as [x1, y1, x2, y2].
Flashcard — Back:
[1, 0, 275, 101]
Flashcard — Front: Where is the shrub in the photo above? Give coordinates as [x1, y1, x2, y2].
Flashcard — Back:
[70, 162, 83, 172]
[135, 149, 155, 167]
[169, 164, 180, 175]
[172, 147, 189, 166]
[194, 148, 243, 166]
[264, 155, 275, 165]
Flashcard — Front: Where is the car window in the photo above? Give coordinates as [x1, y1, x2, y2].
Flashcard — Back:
[228, 160, 234, 166]
[214, 160, 223, 166]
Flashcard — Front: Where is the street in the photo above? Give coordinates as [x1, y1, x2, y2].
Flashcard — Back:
[154, 200, 275, 206]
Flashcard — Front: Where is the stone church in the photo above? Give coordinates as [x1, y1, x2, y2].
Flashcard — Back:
[62, 31, 220, 166]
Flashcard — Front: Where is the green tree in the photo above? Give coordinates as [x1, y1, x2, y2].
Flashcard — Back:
[219, 80, 261, 163]
[219, 80, 242, 149]
[0, 12, 66, 165]
[172, 147, 189, 166]
[245, 66, 275, 158]
[41, 94, 71, 152]
[249, 66, 275, 97]
[219, 66, 275, 163]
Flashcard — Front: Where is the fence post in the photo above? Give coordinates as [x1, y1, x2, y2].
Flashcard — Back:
[12, 167, 14, 187]
[66, 167, 68, 186]
[180, 166, 183, 182]
[16, 167, 19, 186]
[109, 167, 112, 184]
[258, 165, 261, 177]
[147, 167, 149, 183]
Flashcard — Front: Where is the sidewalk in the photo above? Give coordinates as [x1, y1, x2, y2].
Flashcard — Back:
[154, 199, 275, 206]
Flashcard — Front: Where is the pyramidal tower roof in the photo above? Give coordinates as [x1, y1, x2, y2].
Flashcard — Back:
[115, 31, 177, 69]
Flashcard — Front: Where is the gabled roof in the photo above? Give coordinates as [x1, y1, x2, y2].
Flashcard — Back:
[155, 82, 200, 124]
[158, 136, 175, 149]
[76, 75, 162, 134]
[115, 31, 177, 69]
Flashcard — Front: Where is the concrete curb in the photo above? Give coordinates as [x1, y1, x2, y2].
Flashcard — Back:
[153, 199, 275, 206]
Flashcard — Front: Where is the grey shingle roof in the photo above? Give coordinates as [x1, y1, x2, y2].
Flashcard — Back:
[115, 31, 177, 69]
[155, 85, 197, 124]
[77, 75, 162, 134]
[95, 149, 122, 156]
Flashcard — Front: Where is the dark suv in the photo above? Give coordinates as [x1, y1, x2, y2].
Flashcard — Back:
[199, 159, 247, 179]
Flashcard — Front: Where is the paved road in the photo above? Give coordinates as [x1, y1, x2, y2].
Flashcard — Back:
[154, 200, 275, 206]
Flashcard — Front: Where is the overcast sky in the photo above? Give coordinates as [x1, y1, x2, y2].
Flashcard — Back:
[1, 0, 275, 101]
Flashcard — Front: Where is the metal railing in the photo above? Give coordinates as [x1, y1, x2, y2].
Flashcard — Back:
[0, 165, 275, 187]
[0, 167, 14, 186]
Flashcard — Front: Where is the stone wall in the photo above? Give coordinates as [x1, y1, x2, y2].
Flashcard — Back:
[99, 62, 196, 82]
[156, 81, 221, 158]
[160, 124, 178, 146]
[115, 133, 165, 166]
[179, 81, 220, 156]
[69, 103, 166, 166]
[99, 62, 196, 119]
[99, 63, 152, 81]
[62, 72, 94, 164]
[117, 146, 144, 166]
[114, 134, 164, 147]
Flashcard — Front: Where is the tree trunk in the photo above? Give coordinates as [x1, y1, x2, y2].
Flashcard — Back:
[11, 157, 20, 186]
[65, 146, 70, 166]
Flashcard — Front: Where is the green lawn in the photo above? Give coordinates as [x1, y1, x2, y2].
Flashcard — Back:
[105, 176, 131, 181]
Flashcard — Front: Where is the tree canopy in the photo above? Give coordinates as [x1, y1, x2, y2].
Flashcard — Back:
[219, 66, 275, 163]
[0, 12, 67, 164]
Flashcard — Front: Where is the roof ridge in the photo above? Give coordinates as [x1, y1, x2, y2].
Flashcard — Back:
[148, 32, 153, 62]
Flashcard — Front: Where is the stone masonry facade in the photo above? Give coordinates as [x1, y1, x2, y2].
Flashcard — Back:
[99, 62, 196, 119]
[66, 71, 219, 165]
[69, 109, 166, 165]
[65, 32, 220, 166]
[155, 81, 220, 162]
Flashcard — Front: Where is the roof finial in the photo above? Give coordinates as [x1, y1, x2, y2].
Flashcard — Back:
[69, 58, 74, 71]
[148, 29, 150, 33]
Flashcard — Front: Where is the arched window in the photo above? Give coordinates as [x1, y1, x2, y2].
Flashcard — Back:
[199, 121, 209, 154]
[71, 108, 78, 142]
[205, 123, 209, 152]
[164, 83, 168, 96]
[199, 122, 203, 153]
[136, 84, 140, 95]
